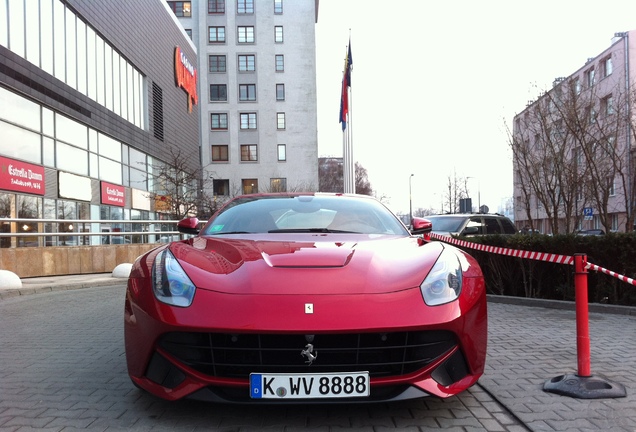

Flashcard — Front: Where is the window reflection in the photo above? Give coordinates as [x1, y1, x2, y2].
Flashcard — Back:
[0, 193, 12, 248]
[105, 44, 113, 110]
[17, 195, 41, 247]
[53, 0, 65, 81]
[65, 8, 77, 89]
[77, 19, 87, 94]
[99, 156, 123, 184]
[1, 121, 41, 164]
[96, 36, 105, 104]
[25, 0, 40, 65]
[56, 113, 88, 149]
[0, 0, 7, 47]
[87, 26, 97, 100]
[0, 86, 41, 131]
[8, 0, 25, 57]
[56, 142, 88, 176]
[98, 132, 122, 161]
[1, 0, 146, 129]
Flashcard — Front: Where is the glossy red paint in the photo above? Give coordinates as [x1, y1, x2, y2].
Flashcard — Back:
[124, 193, 487, 403]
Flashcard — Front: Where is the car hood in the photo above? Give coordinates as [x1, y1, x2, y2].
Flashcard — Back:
[168, 235, 445, 295]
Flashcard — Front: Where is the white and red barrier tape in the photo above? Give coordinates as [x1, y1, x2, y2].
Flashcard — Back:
[428, 232, 636, 287]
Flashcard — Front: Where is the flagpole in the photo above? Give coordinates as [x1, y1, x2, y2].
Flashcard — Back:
[339, 36, 354, 194]
[347, 32, 354, 194]
[347, 48, 354, 193]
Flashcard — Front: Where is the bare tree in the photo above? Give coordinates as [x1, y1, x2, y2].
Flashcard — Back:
[510, 74, 635, 233]
[148, 146, 210, 220]
[443, 170, 469, 214]
[318, 158, 374, 196]
[355, 163, 373, 195]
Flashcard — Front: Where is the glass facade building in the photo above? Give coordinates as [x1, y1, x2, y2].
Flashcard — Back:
[0, 0, 199, 247]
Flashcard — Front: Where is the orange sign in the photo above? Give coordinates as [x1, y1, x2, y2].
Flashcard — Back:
[174, 46, 198, 112]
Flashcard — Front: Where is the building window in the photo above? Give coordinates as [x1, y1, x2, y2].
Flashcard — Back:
[239, 84, 256, 101]
[270, 178, 287, 192]
[237, 0, 254, 14]
[274, 0, 283, 14]
[240, 112, 257, 129]
[209, 0, 225, 14]
[574, 146, 582, 166]
[277, 144, 286, 161]
[209, 55, 227, 72]
[603, 56, 613, 78]
[277, 112, 285, 129]
[209, 26, 226, 43]
[241, 144, 258, 161]
[238, 26, 255, 43]
[238, 54, 255, 71]
[275, 54, 284, 71]
[242, 179, 258, 194]
[212, 145, 229, 161]
[210, 84, 227, 101]
[611, 214, 618, 231]
[276, 84, 285, 101]
[213, 179, 230, 195]
[185, 29, 192, 39]
[602, 95, 614, 116]
[585, 68, 595, 87]
[275, 26, 283, 43]
[167, 2, 192, 17]
[574, 78, 581, 95]
[608, 176, 616, 196]
[211, 113, 228, 130]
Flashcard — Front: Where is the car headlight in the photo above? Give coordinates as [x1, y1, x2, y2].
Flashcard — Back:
[420, 247, 463, 306]
[152, 249, 196, 307]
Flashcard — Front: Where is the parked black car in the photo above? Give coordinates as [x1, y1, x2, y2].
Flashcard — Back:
[424, 213, 517, 236]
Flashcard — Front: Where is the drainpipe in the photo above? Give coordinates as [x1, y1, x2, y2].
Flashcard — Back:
[616, 32, 632, 230]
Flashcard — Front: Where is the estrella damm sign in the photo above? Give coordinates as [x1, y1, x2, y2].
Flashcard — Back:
[174, 46, 198, 112]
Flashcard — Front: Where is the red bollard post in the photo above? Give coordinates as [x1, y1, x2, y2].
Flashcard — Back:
[574, 254, 591, 377]
[544, 253, 625, 398]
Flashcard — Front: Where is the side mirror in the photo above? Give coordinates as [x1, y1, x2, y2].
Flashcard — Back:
[410, 217, 432, 235]
[461, 226, 480, 235]
[177, 217, 200, 235]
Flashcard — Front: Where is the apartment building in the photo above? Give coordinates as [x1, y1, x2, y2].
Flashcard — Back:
[167, 0, 319, 203]
[0, 0, 199, 247]
[512, 31, 636, 234]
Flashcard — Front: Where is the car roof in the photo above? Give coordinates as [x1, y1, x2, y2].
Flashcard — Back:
[426, 213, 508, 218]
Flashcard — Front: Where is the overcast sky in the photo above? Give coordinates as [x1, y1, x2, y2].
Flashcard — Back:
[314, 0, 636, 216]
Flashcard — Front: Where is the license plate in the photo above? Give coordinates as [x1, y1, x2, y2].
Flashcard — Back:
[249, 372, 370, 399]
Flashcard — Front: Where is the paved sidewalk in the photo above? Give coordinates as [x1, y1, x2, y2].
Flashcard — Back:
[0, 273, 126, 300]
[0, 274, 635, 431]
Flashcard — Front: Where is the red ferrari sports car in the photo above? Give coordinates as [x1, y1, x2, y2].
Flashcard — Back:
[124, 193, 487, 402]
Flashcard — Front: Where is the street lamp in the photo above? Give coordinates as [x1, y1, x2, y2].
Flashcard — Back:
[467, 176, 481, 213]
[409, 174, 414, 224]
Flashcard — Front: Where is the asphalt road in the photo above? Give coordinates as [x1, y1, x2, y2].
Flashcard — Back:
[0, 284, 527, 431]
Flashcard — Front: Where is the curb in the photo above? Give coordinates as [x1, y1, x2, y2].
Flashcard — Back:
[487, 294, 636, 316]
[0, 278, 126, 300]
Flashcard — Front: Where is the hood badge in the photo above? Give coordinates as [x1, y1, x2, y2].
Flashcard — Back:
[301, 343, 318, 365]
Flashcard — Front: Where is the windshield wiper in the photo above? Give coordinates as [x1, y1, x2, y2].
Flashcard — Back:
[268, 228, 358, 233]
[209, 231, 252, 235]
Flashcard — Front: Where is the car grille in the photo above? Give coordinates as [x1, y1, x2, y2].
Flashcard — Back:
[158, 331, 457, 379]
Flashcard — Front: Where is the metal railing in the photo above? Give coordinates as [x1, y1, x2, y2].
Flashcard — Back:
[0, 217, 189, 248]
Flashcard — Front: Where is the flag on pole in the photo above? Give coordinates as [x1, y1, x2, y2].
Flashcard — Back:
[339, 76, 348, 131]
[346, 40, 353, 87]
[339, 41, 352, 131]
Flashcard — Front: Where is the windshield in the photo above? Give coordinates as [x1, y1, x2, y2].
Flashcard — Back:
[424, 216, 466, 232]
[201, 195, 409, 235]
